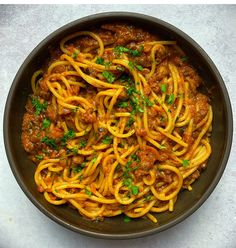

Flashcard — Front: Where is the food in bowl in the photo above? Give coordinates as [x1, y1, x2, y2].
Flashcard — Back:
[21, 22, 213, 223]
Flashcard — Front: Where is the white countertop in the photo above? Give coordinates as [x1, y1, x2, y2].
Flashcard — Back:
[0, 4, 236, 248]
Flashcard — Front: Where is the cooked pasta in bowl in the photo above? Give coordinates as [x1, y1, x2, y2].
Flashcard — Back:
[4, 12, 232, 239]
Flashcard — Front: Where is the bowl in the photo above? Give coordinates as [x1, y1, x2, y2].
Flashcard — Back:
[4, 12, 233, 239]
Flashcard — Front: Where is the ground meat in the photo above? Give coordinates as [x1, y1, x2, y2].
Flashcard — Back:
[102, 23, 157, 45]
[64, 114, 76, 130]
[156, 170, 173, 184]
[72, 155, 85, 165]
[137, 146, 159, 171]
[193, 93, 210, 124]
[180, 64, 202, 92]
[183, 170, 200, 188]
[36, 79, 51, 100]
[46, 104, 57, 122]
[143, 84, 152, 95]
[48, 126, 64, 139]
[148, 75, 161, 94]
[81, 108, 97, 124]
[51, 65, 67, 74]
[136, 128, 147, 137]
[21, 132, 35, 153]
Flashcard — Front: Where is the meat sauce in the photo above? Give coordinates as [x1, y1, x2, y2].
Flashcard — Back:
[22, 23, 210, 187]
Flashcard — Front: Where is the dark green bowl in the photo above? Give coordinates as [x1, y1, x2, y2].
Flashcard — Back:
[3, 12, 233, 239]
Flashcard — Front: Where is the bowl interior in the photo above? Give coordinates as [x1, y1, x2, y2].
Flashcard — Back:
[4, 13, 232, 239]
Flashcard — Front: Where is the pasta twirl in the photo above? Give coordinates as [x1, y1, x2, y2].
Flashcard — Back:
[21, 23, 212, 223]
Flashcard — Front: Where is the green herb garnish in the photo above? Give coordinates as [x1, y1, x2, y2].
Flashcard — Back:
[131, 153, 140, 162]
[126, 117, 135, 127]
[145, 194, 152, 202]
[123, 178, 132, 188]
[41, 136, 57, 150]
[72, 50, 79, 59]
[35, 154, 44, 160]
[42, 119, 51, 129]
[124, 215, 131, 223]
[104, 61, 112, 69]
[116, 66, 124, 72]
[128, 61, 135, 70]
[114, 45, 144, 57]
[120, 74, 133, 84]
[181, 56, 188, 62]
[117, 101, 129, 108]
[70, 146, 78, 154]
[161, 84, 167, 93]
[72, 162, 86, 173]
[61, 130, 76, 145]
[102, 135, 113, 144]
[31, 97, 47, 116]
[102, 71, 116, 83]
[159, 145, 166, 149]
[167, 94, 175, 105]
[95, 57, 104, 64]
[85, 188, 92, 196]
[91, 156, 97, 164]
[182, 159, 190, 167]
[136, 64, 143, 71]
[79, 139, 87, 148]
[130, 185, 139, 195]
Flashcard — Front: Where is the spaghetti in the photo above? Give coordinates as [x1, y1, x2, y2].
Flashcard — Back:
[21, 23, 212, 223]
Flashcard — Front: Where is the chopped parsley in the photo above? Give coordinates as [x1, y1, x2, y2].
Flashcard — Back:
[41, 136, 57, 150]
[161, 84, 167, 93]
[141, 95, 154, 107]
[102, 71, 116, 83]
[70, 146, 78, 154]
[79, 139, 87, 148]
[116, 66, 124, 72]
[128, 61, 135, 70]
[91, 156, 97, 164]
[167, 94, 175, 105]
[123, 161, 132, 178]
[181, 56, 188, 62]
[120, 74, 133, 84]
[72, 162, 86, 173]
[85, 188, 92, 196]
[145, 194, 152, 202]
[123, 215, 131, 223]
[126, 117, 135, 127]
[131, 153, 140, 162]
[35, 154, 44, 160]
[182, 159, 190, 168]
[122, 160, 139, 196]
[95, 57, 104, 64]
[123, 178, 132, 188]
[31, 97, 47, 116]
[128, 61, 143, 71]
[159, 145, 166, 149]
[130, 185, 139, 195]
[42, 119, 51, 129]
[136, 64, 143, 71]
[72, 50, 79, 59]
[114, 45, 144, 57]
[61, 130, 76, 145]
[102, 135, 113, 144]
[104, 61, 112, 69]
[114, 46, 129, 55]
[117, 101, 129, 108]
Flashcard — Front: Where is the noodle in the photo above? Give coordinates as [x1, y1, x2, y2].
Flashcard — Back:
[21, 23, 212, 223]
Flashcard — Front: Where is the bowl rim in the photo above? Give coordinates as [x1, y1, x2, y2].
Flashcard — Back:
[3, 11, 233, 239]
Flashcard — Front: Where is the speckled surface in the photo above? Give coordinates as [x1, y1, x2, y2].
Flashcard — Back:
[0, 4, 236, 248]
